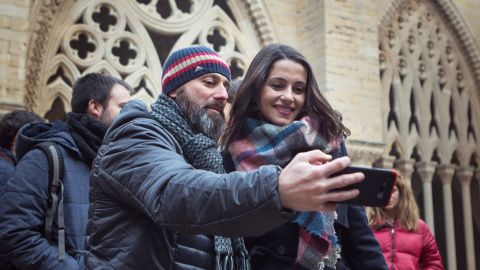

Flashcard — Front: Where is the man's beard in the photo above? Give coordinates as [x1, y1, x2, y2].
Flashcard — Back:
[176, 88, 225, 141]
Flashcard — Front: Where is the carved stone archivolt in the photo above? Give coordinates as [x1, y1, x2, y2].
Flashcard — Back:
[380, 0, 480, 100]
[242, 0, 275, 46]
[25, 0, 67, 114]
[25, 0, 276, 118]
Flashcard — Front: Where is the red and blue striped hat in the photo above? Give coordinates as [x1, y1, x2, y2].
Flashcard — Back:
[161, 46, 231, 94]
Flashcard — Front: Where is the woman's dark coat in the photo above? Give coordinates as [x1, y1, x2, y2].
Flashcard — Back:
[225, 143, 389, 270]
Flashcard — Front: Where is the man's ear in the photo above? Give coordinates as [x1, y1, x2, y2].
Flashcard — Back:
[87, 99, 102, 120]
[168, 89, 178, 99]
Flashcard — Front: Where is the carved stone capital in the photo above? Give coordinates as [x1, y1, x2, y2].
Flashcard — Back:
[393, 158, 416, 179]
[374, 155, 396, 169]
[436, 164, 456, 185]
[415, 161, 438, 183]
[456, 166, 475, 186]
[345, 139, 386, 167]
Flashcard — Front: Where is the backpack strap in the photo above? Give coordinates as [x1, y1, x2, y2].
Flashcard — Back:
[34, 142, 66, 261]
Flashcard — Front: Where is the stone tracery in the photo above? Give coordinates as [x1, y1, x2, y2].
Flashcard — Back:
[25, 0, 271, 119]
[379, 1, 480, 269]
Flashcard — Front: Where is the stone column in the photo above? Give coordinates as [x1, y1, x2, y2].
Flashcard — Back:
[456, 166, 476, 270]
[394, 158, 416, 187]
[436, 164, 456, 270]
[414, 161, 438, 234]
[477, 169, 480, 205]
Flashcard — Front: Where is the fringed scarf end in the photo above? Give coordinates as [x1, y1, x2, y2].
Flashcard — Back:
[215, 254, 235, 270]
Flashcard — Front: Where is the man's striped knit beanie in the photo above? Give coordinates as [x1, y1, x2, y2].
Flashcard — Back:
[161, 46, 231, 94]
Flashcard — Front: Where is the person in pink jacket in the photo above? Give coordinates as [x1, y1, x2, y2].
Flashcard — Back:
[366, 171, 444, 270]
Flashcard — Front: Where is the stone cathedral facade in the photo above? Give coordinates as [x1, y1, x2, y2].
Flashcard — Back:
[1, 0, 480, 269]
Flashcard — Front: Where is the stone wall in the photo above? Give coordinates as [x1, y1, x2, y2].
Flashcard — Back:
[323, 0, 384, 143]
[0, 0, 30, 116]
[263, 0, 386, 163]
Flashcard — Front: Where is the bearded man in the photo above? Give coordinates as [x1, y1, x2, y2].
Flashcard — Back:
[84, 46, 364, 270]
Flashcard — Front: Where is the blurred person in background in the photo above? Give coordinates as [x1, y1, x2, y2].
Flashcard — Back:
[366, 170, 444, 270]
[0, 110, 45, 198]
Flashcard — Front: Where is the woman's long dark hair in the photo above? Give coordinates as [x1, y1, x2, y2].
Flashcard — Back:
[219, 43, 350, 153]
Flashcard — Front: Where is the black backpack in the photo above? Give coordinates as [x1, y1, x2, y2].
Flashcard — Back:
[34, 142, 66, 261]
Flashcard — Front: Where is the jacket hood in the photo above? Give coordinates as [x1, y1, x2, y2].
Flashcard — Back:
[105, 99, 151, 140]
[16, 120, 80, 161]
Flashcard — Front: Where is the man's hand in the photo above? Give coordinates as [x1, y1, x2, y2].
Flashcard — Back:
[278, 150, 364, 212]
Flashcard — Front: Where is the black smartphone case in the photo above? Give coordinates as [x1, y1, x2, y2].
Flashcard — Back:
[330, 166, 397, 207]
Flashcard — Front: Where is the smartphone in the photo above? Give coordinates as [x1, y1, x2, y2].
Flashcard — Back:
[330, 166, 397, 207]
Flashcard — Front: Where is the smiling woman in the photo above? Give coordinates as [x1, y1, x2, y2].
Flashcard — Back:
[220, 43, 388, 270]
[219, 44, 349, 153]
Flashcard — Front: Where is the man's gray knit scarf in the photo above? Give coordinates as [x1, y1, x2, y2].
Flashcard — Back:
[150, 94, 250, 270]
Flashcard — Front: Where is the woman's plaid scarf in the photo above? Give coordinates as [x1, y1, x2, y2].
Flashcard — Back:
[227, 116, 342, 269]
[150, 94, 250, 270]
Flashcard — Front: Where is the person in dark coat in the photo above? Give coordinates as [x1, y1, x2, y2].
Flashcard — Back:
[0, 73, 131, 270]
[220, 44, 388, 269]
[84, 46, 365, 270]
[0, 110, 45, 270]
[0, 110, 44, 198]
